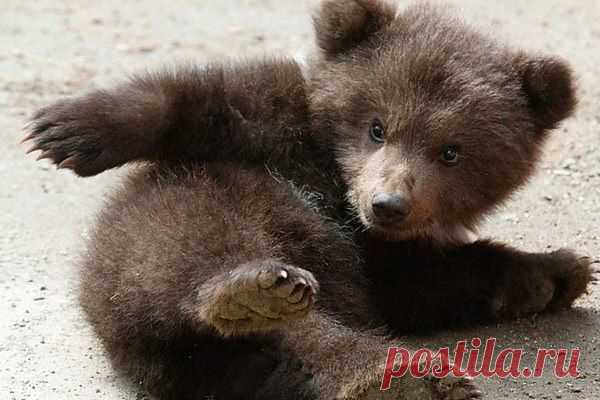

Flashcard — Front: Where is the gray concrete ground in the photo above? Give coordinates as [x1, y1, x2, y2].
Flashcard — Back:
[1, 0, 599, 399]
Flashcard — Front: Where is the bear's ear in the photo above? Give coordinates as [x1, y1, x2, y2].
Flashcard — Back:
[513, 54, 577, 131]
[313, 0, 396, 58]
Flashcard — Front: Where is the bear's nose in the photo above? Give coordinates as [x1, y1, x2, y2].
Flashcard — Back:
[371, 192, 411, 223]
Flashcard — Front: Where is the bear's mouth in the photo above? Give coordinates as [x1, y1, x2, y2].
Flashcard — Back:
[369, 222, 429, 241]
[366, 216, 478, 244]
[369, 220, 478, 244]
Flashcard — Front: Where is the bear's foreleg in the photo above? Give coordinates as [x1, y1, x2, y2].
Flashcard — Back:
[366, 239, 596, 333]
[24, 59, 312, 176]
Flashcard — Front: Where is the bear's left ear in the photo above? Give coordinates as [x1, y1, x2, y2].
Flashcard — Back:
[313, 0, 396, 58]
[513, 54, 577, 131]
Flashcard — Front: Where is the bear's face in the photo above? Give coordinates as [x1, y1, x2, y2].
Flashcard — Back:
[309, 0, 576, 242]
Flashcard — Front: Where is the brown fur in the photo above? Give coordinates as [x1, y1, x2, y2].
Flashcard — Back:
[25, 1, 594, 399]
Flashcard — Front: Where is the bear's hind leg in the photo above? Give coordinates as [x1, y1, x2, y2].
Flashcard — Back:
[280, 313, 483, 400]
[80, 165, 332, 398]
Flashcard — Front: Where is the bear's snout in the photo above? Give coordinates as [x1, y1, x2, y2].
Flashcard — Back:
[371, 192, 411, 224]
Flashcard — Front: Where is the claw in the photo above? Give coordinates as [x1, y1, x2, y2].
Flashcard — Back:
[58, 156, 78, 170]
[22, 119, 35, 131]
[20, 131, 36, 144]
[471, 390, 484, 399]
[26, 144, 41, 154]
[36, 150, 53, 161]
[258, 268, 288, 289]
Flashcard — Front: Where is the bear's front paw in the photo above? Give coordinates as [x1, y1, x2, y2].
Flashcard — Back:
[198, 260, 318, 335]
[544, 249, 596, 311]
[23, 94, 130, 176]
[493, 249, 595, 318]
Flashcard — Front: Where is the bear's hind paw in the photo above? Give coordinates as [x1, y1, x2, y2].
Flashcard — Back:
[196, 260, 318, 336]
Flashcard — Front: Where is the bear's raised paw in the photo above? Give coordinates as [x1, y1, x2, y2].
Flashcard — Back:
[196, 260, 318, 336]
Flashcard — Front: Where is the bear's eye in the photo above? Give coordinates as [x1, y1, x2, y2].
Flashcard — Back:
[369, 119, 385, 143]
[440, 145, 460, 166]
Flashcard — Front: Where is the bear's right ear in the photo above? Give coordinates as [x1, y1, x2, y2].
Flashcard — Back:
[313, 0, 396, 58]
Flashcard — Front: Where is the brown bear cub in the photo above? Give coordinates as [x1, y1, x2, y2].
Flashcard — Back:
[24, 1, 596, 399]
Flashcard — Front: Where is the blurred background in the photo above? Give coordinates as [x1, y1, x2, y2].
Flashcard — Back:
[1, 1, 599, 399]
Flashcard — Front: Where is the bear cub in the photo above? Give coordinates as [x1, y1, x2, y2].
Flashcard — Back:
[24, 1, 596, 399]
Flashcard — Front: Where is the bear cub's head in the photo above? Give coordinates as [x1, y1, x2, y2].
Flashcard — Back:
[309, 0, 576, 242]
